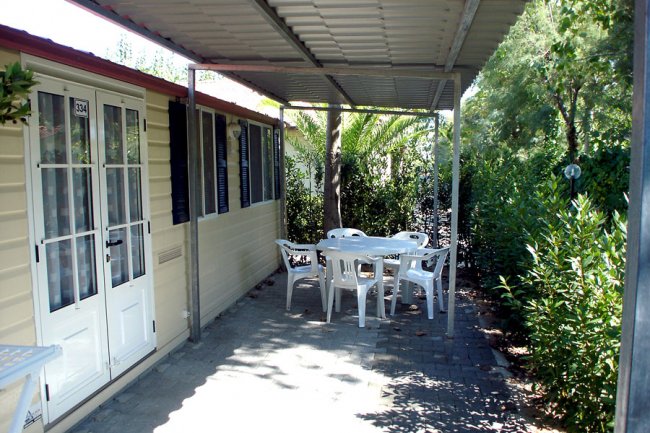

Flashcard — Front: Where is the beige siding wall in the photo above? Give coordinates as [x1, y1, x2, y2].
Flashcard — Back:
[197, 113, 281, 323]
[145, 91, 191, 350]
[0, 48, 37, 433]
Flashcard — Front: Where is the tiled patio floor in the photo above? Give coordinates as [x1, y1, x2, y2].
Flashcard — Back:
[69, 271, 528, 433]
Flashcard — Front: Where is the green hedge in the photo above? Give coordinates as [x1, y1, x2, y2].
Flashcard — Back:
[521, 181, 625, 432]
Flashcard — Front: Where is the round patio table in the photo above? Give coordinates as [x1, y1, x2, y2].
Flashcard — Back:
[316, 236, 419, 319]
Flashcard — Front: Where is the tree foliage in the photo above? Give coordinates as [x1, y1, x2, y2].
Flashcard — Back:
[457, 0, 632, 430]
[285, 110, 435, 243]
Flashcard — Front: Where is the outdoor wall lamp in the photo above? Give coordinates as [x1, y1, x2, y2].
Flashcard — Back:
[227, 121, 241, 140]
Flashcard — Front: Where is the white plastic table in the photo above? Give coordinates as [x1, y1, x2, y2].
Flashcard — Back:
[317, 236, 418, 257]
[317, 236, 419, 316]
[0, 345, 61, 433]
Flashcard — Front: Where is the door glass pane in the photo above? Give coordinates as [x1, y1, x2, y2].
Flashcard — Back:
[202, 112, 216, 215]
[106, 168, 126, 226]
[131, 224, 145, 279]
[128, 168, 143, 222]
[73, 168, 93, 233]
[108, 228, 129, 287]
[104, 104, 123, 164]
[70, 98, 91, 164]
[262, 128, 273, 201]
[77, 235, 97, 300]
[46, 240, 74, 312]
[126, 109, 140, 164]
[42, 168, 70, 239]
[38, 92, 67, 164]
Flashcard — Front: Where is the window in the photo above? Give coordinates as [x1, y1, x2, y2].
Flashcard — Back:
[248, 123, 274, 204]
[169, 102, 228, 224]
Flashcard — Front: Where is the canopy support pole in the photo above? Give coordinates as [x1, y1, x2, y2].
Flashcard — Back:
[188, 67, 201, 342]
[279, 106, 288, 240]
[433, 113, 440, 248]
[614, 0, 650, 429]
[447, 73, 461, 338]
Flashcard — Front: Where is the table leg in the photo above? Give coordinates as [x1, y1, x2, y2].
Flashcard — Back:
[402, 281, 414, 304]
[376, 261, 386, 319]
[326, 258, 335, 323]
[9, 371, 38, 433]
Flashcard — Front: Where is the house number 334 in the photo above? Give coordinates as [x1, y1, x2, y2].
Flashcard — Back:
[74, 98, 89, 118]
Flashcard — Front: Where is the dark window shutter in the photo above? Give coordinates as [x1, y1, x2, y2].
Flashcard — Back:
[215, 114, 229, 214]
[273, 128, 281, 200]
[169, 101, 189, 224]
[239, 120, 250, 208]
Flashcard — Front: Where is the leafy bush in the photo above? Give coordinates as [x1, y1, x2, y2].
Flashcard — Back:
[504, 180, 625, 432]
[1, 62, 37, 125]
[285, 156, 323, 244]
[468, 145, 563, 293]
[574, 144, 630, 216]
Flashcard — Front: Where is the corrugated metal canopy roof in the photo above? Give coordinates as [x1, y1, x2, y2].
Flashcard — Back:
[69, 0, 527, 110]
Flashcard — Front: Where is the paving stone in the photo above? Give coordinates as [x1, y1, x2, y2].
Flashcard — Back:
[68, 272, 530, 433]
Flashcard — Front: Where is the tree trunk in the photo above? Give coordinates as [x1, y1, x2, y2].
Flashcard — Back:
[324, 107, 342, 234]
[553, 85, 581, 162]
[582, 107, 592, 155]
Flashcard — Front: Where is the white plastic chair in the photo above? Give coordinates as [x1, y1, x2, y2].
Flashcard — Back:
[275, 240, 326, 312]
[323, 250, 384, 328]
[390, 247, 449, 319]
[326, 228, 367, 238]
[325, 228, 373, 272]
[383, 231, 429, 274]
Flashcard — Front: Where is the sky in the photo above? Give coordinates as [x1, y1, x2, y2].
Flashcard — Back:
[0, 0, 189, 65]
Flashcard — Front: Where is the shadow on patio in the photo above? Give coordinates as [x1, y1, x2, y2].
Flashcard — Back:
[70, 271, 529, 433]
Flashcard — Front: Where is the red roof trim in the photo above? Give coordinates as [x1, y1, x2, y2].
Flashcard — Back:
[0, 24, 277, 125]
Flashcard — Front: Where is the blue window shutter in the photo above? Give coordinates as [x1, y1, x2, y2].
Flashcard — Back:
[239, 120, 250, 208]
[169, 101, 189, 224]
[215, 114, 229, 214]
[273, 128, 281, 200]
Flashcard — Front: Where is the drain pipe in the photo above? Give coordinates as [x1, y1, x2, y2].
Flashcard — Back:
[188, 66, 201, 342]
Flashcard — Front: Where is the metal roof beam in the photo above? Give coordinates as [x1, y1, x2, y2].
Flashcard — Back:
[248, 0, 356, 106]
[189, 63, 455, 80]
[283, 105, 435, 118]
[446, 0, 481, 71]
[430, 0, 480, 110]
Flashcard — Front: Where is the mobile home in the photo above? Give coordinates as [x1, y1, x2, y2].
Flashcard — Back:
[0, 24, 281, 433]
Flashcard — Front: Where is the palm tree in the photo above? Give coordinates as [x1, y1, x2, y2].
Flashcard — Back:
[284, 106, 430, 237]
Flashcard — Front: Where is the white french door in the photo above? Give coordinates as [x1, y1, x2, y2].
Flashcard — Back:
[97, 92, 154, 378]
[28, 77, 155, 423]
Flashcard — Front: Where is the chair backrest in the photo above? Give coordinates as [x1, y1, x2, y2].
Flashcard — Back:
[399, 247, 449, 276]
[326, 228, 368, 239]
[275, 239, 318, 272]
[429, 247, 449, 277]
[391, 231, 429, 248]
[323, 250, 369, 289]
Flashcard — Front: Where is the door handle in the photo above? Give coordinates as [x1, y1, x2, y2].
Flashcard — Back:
[106, 239, 123, 248]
